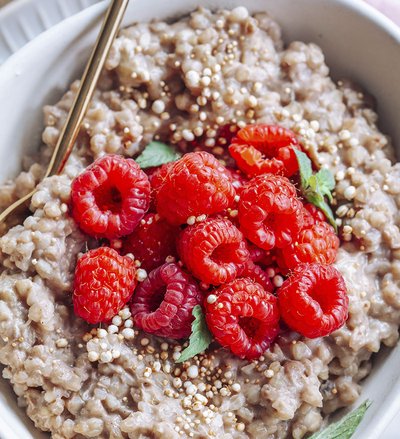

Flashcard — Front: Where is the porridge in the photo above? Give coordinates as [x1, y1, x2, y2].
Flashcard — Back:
[0, 6, 400, 439]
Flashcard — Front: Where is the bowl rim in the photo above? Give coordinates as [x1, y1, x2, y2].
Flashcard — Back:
[0, 0, 103, 62]
[0, 0, 107, 72]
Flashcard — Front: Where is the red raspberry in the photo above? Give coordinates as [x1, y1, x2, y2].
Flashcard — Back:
[247, 241, 277, 267]
[278, 221, 339, 271]
[73, 247, 137, 324]
[204, 278, 280, 360]
[239, 260, 273, 292]
[177, 218, 249, 285]
[148, 163, 173, 193]
[226, 168, 249, 196]
[122, 213, 179, 272]
[229, 124, 301, 178]
[155, 152, 236, 225]
[131, 263, 202, 339]
[71, 155, 151, 239]
[145, 163, 175, 212]
[248, 242, 267, 263]
[274, 251, 289, 274]
[278, 263, 348, 338]
[302, 203, 327, 228]
[238, 174, 303, 250]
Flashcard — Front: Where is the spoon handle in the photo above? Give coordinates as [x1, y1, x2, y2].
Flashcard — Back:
[46, 0, 129, 177]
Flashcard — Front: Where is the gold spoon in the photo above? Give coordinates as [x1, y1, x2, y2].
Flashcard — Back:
[0, 0, 129, 225]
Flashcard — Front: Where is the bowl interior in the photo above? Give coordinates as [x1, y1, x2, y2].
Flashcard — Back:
[0, 0, 400, 438]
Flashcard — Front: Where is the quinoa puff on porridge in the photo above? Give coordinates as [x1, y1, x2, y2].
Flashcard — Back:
[0, 6, 400, 439]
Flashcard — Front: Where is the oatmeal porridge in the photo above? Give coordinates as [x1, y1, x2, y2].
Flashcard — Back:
[0, 6, 400, 439]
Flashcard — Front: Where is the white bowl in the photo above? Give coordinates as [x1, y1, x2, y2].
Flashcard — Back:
[0, 0, 101, 63]
[0, 0, 400, 438]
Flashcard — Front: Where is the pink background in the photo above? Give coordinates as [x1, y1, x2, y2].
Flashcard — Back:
[365, 0, 400, 24]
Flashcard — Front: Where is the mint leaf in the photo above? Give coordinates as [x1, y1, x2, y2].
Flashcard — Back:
[176, 306, 212, 363]
[306, 192, 337, 231]
[135, 141, 181, 169]
[316, 168, 335, 191]
[295, 150, 313, 188]
[309, 400, 371, 439]
[316, 168, 335, 202]
[308, 174, 319, 192]
[295, 150, 337, 230]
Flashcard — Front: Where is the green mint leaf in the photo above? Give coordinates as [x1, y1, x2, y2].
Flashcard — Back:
[306, 191, 337, 231]
[295, 149, 313, 188]
[295, 150, 337, 230]
[309, 400, 371, 439]
[316, 168, 335, 191]
[176, 305, 212, 363]
[308, 174, 319, 192]
[135, 141, 181, 169]
[316, 168, 335, 202]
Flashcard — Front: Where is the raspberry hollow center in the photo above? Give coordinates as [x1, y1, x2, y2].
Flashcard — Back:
[94, 183, 122, 213]
[149, 286, 167, 312]
[211, 243, 243, 264]
[308, 279, 339, 314]
[239, 316, 260, 338]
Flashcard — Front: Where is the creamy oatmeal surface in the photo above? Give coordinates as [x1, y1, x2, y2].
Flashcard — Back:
[0, 7, 400, 439]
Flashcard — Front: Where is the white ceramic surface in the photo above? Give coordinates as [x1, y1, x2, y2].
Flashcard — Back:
[0, 0, 400, 438]
[0, 0, 102, 63]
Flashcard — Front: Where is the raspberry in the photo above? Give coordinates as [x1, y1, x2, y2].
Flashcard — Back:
[131, 263, 202, 339]
[148, 162, 174, 194]
[239, 260, 273, 293]
[122, 213, 179, 272]
[73, 247, 137, 324]
[145, 163, 175, 212]
[238, 174, 303, 250]
[247, 241, 277, 267]
[204, 278, 280, 359]
[226, 168, 249, 196]
[229, 124, 301, 178]
[71, 155, 151, 239]
[278, 263, 348, 338]
[177, 218, 249, 285]
[302, 203, 326, 228]
[278, 221, 339, 271]
[155, 152, 236, 225]
[248, 242, 267, 263]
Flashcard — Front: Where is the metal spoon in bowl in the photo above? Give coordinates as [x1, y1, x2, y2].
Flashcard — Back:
[0, 0, 129, 225]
